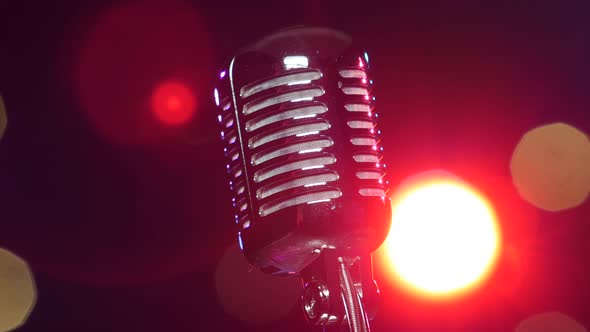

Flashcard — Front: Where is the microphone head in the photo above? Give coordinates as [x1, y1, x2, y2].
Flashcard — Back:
[215, 26, 391, 275]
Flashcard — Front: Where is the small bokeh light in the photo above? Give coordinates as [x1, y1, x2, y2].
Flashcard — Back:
[0, 95, 7, 141]
[378, 170, 501, 299]
[73, 0, 211, 145]
[516, 311, 587, 332]
[150, 81, 196, 126]
[0, 248, 37, 332]
[510, 122, 590, 212]
[214, 244, 300, 325]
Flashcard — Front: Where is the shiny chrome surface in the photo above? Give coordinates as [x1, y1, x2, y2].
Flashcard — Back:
[214, 27, 390, 275]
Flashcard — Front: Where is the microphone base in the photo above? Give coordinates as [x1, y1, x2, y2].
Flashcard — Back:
[300, 249, 379, 332]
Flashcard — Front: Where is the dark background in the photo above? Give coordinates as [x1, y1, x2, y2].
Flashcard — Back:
[1, 0, 589, 331]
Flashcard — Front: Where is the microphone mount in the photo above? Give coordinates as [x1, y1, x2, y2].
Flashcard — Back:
[301, 249, 379, 332]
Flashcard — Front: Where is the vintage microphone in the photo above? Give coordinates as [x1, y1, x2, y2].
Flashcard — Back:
[214, 26, 391, 331]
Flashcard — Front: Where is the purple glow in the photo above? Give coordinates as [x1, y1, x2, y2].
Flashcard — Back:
[220, 70, 227, 79]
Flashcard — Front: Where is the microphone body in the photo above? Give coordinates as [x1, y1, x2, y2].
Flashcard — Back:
[214, 27, 391, 276]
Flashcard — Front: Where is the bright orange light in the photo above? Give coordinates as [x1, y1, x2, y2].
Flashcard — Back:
[151, 81, 196, 126]
[383, 176, 501, 299]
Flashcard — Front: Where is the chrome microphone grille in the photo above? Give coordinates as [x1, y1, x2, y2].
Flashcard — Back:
[214, 27, 390, 274]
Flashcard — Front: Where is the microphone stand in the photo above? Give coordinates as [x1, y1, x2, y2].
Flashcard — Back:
[301, 249, 378, 332]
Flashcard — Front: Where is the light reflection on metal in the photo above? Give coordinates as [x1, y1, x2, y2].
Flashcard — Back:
[214, 88, 220, 106]
[283, 55, 309, 70]
[291, 97, 314, 102]
[238, 232, 244, 250]
[241, 70, 321, 98]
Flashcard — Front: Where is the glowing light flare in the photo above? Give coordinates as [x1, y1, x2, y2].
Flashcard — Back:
[381, 175, 501, 299]
[151, 81, 196, 126]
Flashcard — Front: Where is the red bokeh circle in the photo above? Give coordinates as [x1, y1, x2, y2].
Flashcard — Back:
[74, 0, 211, 145]
[151, 81, 196, 126]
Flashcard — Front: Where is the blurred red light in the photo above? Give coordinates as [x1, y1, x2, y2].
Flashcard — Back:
[151, 81, 196, 126]
[72, 0, 211, 145]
